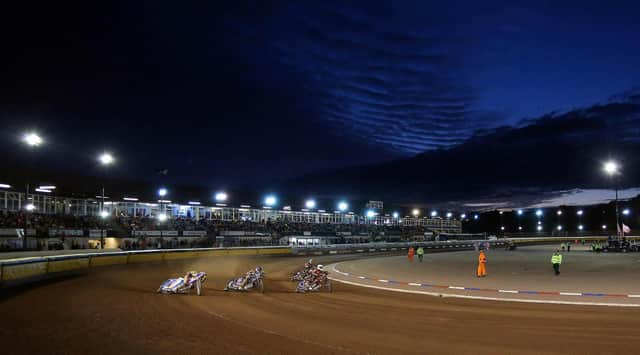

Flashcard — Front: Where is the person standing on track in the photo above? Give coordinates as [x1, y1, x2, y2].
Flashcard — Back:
[477, 250, 487, 277]
[551, 250, 562, 275]
[417, 246, 424, 262]
[408, 246, 415, 263]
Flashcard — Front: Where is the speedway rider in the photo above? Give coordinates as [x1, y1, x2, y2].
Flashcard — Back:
[303, 264, 327, 291]
[238, 266, 262, 289]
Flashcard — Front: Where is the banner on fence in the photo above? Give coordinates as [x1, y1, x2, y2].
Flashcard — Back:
[48, 229, 84, 237]
[88, 230, 107, 238]
[182, 231, 207, 236]
[0, 228, 35, 237]
[132, 230, 178, 237]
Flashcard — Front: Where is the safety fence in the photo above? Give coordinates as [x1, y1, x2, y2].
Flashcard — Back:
[289, 235, 639, 256]
[0, 246, 291, 287]
[2, 236, 634, 288]
[292, 240, 508, 256]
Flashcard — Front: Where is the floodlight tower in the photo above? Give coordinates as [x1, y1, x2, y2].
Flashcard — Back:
[21, 132, 43, 250]
[98, 153, 114, 249]
[603, 161, 621, 239]
[158, 188, 168, 216]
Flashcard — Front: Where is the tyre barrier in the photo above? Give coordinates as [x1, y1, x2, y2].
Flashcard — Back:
[0, 246, 291, 288]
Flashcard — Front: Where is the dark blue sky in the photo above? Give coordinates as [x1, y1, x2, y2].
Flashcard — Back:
[1, 0, 640, 190]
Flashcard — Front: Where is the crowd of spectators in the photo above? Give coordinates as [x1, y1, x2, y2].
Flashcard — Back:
[1, 211, 433, 238]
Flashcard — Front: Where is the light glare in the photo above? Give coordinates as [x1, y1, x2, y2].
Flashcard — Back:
[23, 133, 43, 147]
[215, 192, 228, 201]
[265, 195, 277, 206]
[603, 161, 619, 175]
[99, 153, 114, 165]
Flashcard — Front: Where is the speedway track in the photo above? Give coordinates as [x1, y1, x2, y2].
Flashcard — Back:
[1, 253, 640, 354]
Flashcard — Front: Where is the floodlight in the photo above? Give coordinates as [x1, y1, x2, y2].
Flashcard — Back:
[100, 210, 109, 219]
[603, 161, 619, 176]
[517, 209, 523, 215]
[556, 210, 562, 216]
[338, 201, 348, 211]
[557, 225, 562, 231]
[305, 199, 316, 209]
[578, 225, 584, 230]
[460, 213, 466, 219]
[602, 224, 607, 230]
[215, 192, 228, 202]
[158, 188, 168, 197]
[366, 210, 376, 218]
[536, 209, 543, 216]
[264, 195, 277, 206]
[623, 208, 630, 216]
[577, 210, 583, 216]
[537, 225, 542, 231]
[430, 210, 437, 217]
[392, 212, 399, 218]
[25, 203, 36, 211]
[446, 212, 452, 218]
[99, 153, 114, 165]
[412, 209, 420, 217]
[23, 132, 43, 147]
[158, 213, 168, 222]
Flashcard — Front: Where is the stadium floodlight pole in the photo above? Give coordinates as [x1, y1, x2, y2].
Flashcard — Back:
[21, 132, 43, 250]
[98, 153, 114, 249]
[603, 161, 621, 239]
[158, 188, 168, 215]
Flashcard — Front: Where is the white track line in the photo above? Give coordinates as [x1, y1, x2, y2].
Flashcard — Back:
[328, 264, 640, 308]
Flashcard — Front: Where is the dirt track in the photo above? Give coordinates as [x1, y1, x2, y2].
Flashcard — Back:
[2, 254, 640, 354]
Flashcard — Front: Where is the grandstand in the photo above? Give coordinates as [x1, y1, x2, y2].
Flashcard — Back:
[0, 189, 461, 251]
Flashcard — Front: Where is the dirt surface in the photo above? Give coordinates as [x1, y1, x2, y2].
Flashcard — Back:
[2, 253, 640, 354]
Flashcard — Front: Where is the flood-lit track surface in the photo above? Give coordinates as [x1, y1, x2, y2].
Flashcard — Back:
[2, 251, 640, 354]
[329, 245, 640, 306]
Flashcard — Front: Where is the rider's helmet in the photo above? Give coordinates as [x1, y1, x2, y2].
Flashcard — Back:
[255, 266, 263, 273]
[316, 264, 324, 271]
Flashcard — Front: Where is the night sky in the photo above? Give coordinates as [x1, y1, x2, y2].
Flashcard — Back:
[1, 1, 640, 204]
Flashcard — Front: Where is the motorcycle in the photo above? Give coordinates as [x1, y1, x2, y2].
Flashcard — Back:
[295, 270, 332, 293]
[290, 269, 311, 282]
[157, 271, 207, 296]
[224, 268, 265, 293]
[291, 259, 315, 281]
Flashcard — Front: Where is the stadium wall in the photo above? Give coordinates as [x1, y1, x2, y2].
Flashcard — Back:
[1, 236, 633, 288]
[0, 246, 291, 288]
